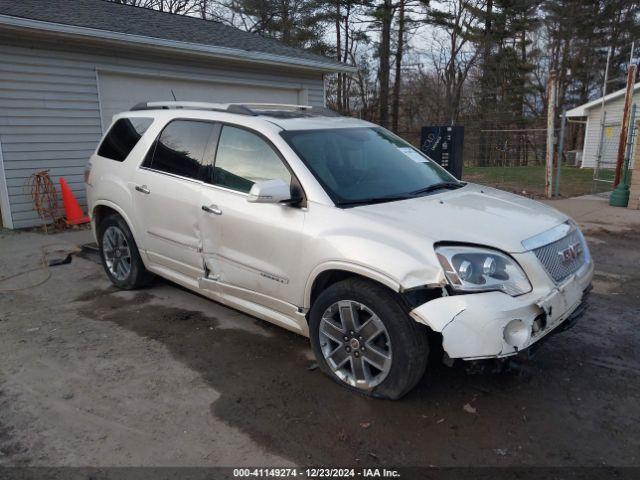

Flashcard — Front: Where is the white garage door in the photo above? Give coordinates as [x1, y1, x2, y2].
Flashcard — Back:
[98, 71, 303, 130]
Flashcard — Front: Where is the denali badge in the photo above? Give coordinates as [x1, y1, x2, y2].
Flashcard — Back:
[558, 242, 582, 263]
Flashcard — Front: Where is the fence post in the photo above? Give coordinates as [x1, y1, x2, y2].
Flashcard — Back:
[593, 47, 612, 193]
[545, 70, 557, 198]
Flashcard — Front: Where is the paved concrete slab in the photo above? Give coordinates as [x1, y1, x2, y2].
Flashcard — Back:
[542, 194, 640, 233]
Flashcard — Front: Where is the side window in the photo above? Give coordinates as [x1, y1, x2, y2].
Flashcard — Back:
[98, 117, 153, 161]
[213, 126, 291, 193]
[143, 120, 216, 180]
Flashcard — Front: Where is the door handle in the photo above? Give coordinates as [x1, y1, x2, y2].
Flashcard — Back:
[202, 204, 222, 215]
[135, 184, 150, 194]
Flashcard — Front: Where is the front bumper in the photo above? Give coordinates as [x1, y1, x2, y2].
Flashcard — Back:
[514, 285, 590, 360]
[410, 254, 594, 360]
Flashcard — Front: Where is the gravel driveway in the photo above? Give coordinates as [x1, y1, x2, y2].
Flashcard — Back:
[0, 222, 639, 468]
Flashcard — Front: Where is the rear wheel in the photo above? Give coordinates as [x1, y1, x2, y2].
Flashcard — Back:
[309, 278, 429, 399]
[98, 214, 153, 289]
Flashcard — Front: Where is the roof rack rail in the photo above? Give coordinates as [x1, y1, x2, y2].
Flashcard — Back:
[235, 103, 312, 111]
[130, 101, 231, 112]
[129, 101, 341, 117]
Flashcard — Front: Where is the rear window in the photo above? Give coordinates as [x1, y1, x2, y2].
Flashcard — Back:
[98, 117, 153, 161]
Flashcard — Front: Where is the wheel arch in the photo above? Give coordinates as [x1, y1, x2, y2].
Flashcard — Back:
[92, 200, 142, 249]
[304, 262, 402, 311]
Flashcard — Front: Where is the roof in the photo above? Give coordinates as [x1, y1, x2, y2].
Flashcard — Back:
[566, 82, 640, 117]
[121, 101, 372, 130]
[267, 115, 373, 131]
[129, 101, 343, 118]
[0, 0, 354, 73]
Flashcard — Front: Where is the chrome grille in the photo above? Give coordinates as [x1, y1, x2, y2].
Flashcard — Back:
[533, 229, 586, 283]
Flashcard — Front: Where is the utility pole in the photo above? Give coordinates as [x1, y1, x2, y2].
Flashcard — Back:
[613, 51, 637, 187]
[610, 104, 637, 207]
[545, 70, 557, 198]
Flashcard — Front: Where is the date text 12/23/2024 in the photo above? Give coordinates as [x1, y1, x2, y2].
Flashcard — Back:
[233, 468, 401, 478]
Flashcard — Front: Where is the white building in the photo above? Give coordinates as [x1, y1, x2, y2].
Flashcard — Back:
[0, 0, 352, 229]
[567, 83, 639, 169]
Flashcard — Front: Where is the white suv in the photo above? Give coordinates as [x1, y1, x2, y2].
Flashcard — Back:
[86, 102, 593, 399]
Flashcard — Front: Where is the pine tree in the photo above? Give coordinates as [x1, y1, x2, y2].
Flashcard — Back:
[227, 0, 330, 51]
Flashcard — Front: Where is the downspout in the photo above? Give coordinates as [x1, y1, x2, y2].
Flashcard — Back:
[0, 136, 14, 229]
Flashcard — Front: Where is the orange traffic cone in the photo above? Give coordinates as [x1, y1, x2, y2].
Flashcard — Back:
[59, 177, 89, 225]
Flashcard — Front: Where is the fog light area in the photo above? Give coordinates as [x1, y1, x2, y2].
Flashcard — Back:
[503, 319, 530, 348]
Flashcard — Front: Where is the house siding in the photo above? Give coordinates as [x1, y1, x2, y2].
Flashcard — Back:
[0, 35, 326, 228]
[581, 95, 637, 169]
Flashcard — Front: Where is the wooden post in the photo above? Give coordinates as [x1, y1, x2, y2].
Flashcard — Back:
[545, 71, 557, 198]
[614, 64, 637, 187]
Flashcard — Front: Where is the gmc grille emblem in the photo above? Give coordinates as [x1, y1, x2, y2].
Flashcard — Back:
[558, 242, 582, 263]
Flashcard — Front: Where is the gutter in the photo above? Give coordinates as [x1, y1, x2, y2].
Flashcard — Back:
[0, 14, 357, 74]
[566, 83, 640, 118]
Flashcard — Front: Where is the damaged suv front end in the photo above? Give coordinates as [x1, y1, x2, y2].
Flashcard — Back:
[410, 221, 593, 361]
[287, 123, 594, 396]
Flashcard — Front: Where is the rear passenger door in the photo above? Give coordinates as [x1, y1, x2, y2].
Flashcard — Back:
[132, 119, 218, 279]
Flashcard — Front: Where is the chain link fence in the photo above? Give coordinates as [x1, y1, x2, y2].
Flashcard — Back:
[402, 119, 594, 198]
[591, 119, 621, 193]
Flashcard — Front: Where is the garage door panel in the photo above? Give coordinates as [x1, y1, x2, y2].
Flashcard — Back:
[98, 72, 302, 130]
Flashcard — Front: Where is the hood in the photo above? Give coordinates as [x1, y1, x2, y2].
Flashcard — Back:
[352, 183, 568, 253]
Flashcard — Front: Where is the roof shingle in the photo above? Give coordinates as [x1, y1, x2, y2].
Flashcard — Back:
[0, 0, 345, 70]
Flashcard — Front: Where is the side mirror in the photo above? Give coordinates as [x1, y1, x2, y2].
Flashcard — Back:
[247, 179, 292, 204]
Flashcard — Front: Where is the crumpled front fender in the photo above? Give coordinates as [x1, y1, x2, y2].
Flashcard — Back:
[409, 250, 594, 360]
[410, 291, 542, 359]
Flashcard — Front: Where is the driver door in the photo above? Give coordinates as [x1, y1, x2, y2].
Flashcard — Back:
[198, 124, 307, 311]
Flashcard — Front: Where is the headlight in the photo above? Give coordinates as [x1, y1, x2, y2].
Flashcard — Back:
[570, 220, 591, 265]
[435, 246, 532, 296]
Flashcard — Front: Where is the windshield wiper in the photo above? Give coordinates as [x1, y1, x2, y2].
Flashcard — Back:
[337, 182, 465, 208]
[409, 181, 465, 196]
[337, 194, 413, 208]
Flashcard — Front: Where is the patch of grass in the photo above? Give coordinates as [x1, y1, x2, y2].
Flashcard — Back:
[462, 165, 607, 198]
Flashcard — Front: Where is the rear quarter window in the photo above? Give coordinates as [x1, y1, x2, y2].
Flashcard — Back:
[98, 117, 154, 162]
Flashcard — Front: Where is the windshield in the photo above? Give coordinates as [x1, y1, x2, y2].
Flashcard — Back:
[281, 127, 459, 206]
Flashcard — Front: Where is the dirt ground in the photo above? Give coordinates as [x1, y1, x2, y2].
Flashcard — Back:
[1, 218, 639, 468]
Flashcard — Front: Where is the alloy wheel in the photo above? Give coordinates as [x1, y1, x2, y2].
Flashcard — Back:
[319, 300, 392, 389]
[102, 225, 132, 281]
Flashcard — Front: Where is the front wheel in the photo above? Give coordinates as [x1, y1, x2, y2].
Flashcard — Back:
[309, 278, 429, 399]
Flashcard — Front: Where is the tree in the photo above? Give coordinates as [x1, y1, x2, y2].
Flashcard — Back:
[330, 0, 371, 113]
[105, 0, 640, 165]
[223, 0, 330, 50]
[426, 0, 482, 125]
[373, 0, 394, 127]
[391, 0, 406, 132]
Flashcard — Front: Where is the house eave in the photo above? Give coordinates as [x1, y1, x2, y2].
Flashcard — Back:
[566, 82, 640, 118]
[0, 14, 357, 74]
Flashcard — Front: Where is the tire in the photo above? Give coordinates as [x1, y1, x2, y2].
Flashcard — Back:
[309, 277, 429, 399]
[97, 213, 153, 290]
